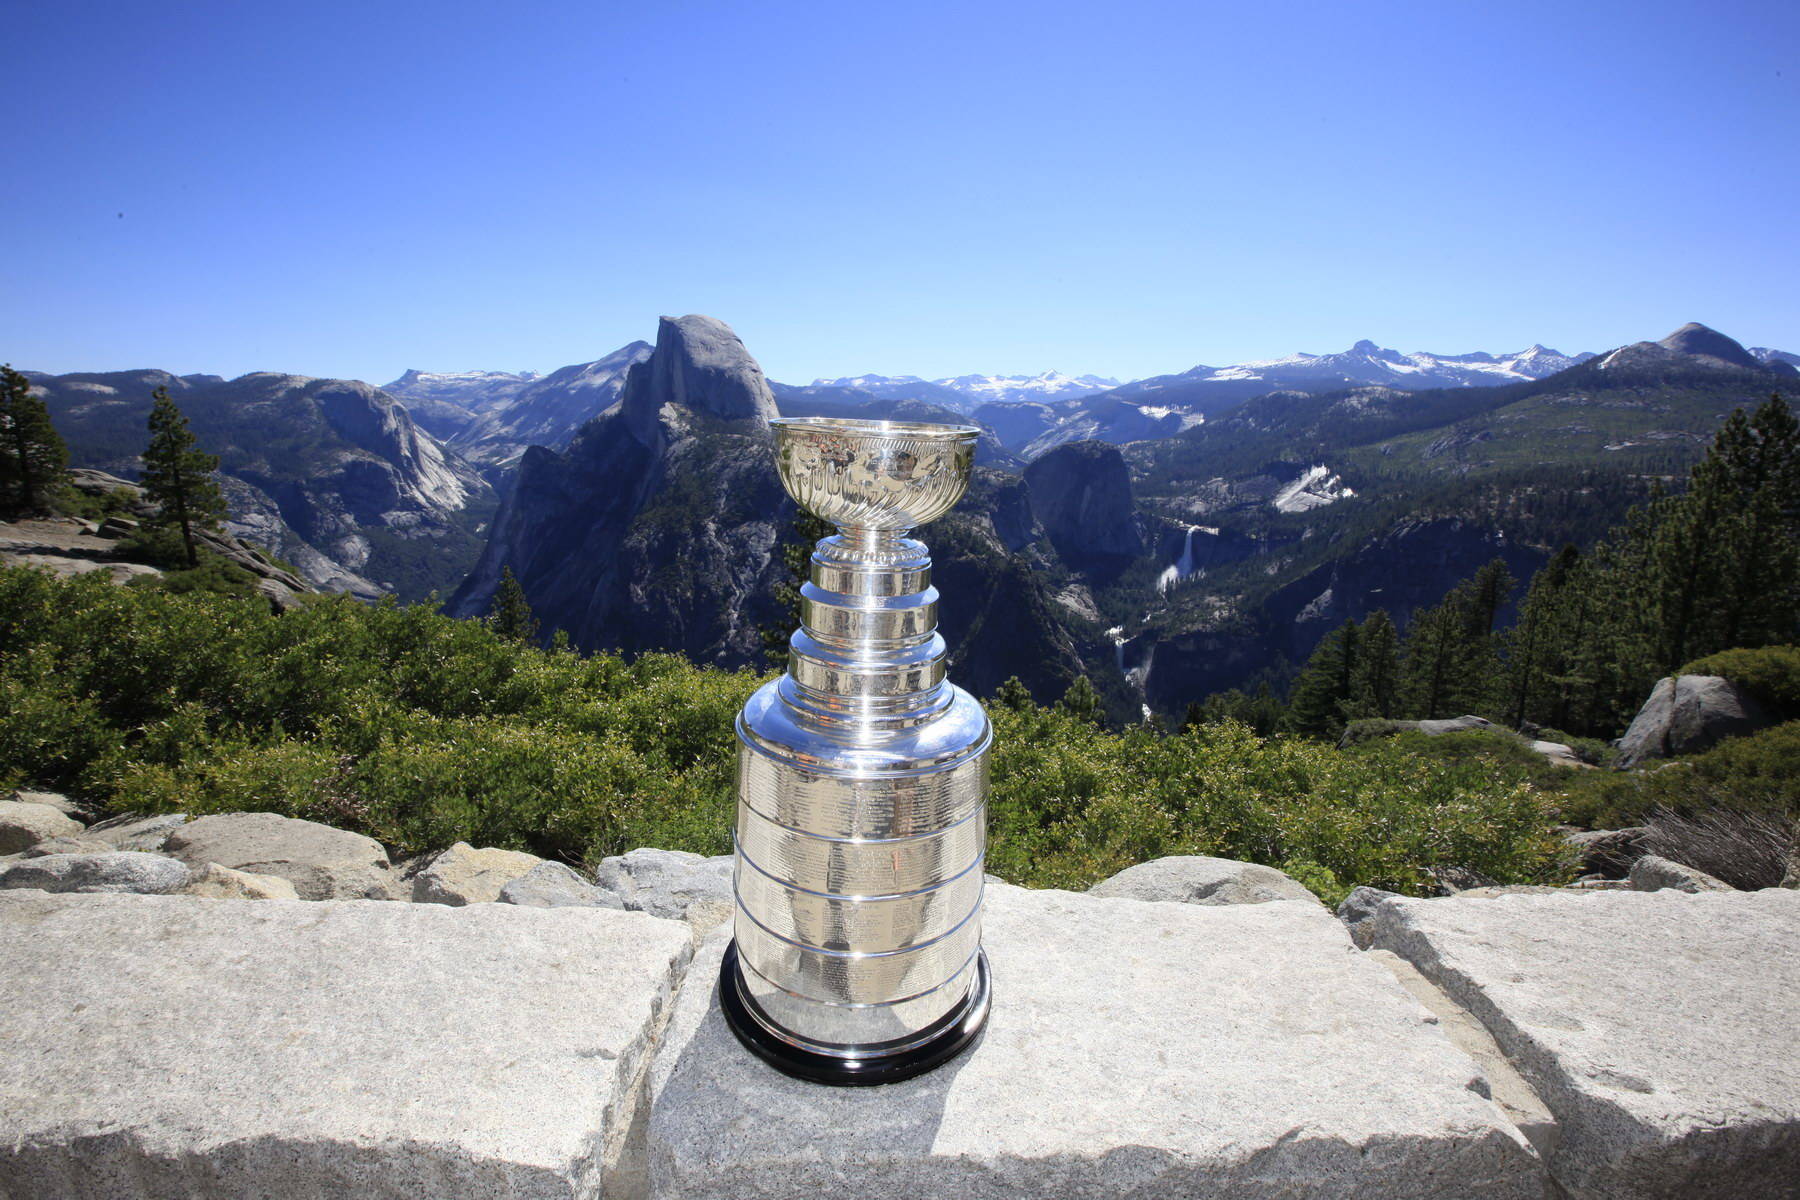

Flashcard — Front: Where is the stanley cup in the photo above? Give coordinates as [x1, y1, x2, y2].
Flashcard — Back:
[719, 416, 993, 1085]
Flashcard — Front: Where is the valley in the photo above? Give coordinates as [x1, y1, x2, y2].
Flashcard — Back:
[20, 319, 1794, 721]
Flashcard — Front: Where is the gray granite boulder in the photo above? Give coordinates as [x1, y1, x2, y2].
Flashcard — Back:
[1616, 675, 1770, 767]
[163, 812, 392, 900]
[24, 835, 119, 857]
[6, 788, 98, 822]
[411, 841, 543, 905]
[1336, 884, 1402, 948]
[1628, 853, 1734, 893]
[0, 851, 190, 894]
[0, 800, 84, 853]
[647, 883, 1545, 1199]
[500, 861, 624, 909]
[178, 861, 300, 900]
[1369, 889, 1800, 1198]
[0, 891, 693, 1199]
[1087, 853, 1321, 906]
[85, 811, 189, 852]
[597, 848, 734, 927]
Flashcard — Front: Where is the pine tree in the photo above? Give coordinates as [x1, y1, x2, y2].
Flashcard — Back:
[140, 386, 224, 568]
[1347, 609, 1401, 719]
[1504, 545, 1580, 727]
[0, 364, 68, 516]
[994, 676, 1035, 712]
[1398, 561, 1512, 720]
[1285, 621, 1359, 736]
[1057, 675, 1103, 725]
[487, 565, 539, 642]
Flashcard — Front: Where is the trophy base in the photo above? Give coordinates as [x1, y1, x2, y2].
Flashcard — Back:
[718, 940, 990, 1087]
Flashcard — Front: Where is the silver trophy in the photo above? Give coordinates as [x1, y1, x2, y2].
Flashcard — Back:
[720, 416, 992, 1085]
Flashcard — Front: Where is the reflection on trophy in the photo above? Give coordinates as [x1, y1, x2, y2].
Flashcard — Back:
[719, 417, 992, 1085]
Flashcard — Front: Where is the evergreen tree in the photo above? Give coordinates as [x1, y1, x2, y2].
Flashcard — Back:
[1285, 620, 1359, 736]
[1057, 675, 1104, 725]
[1504, 545, 1580, 727]
[0, 364, 68, 516]
[1347, 609, 1401, 719]
[487, 566, 539, 642]
[140, 386, 225, 568]
[994, 676, 1035, 712]
[1398, 560, 1512, 719]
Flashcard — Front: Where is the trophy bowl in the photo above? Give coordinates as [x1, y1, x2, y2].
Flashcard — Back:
[770, 417, 980, 531]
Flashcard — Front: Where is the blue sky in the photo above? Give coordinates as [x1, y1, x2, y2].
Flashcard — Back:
[5, 0, 1796, 385]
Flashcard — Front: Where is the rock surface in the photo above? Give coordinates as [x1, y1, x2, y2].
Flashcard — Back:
[1615, 675, 1770, 767]
[6, 788, 98, 822]
[178, 861, 300, 900]
[0, 891, 693, 1199]
[500, 860, 624, 909]
[1627, 853, 1735, 893]
[1087, 853, 1321, 907]
[0, 851, 190, 895]
[647, 883, 1544, 1199]
[597, 848, 734, 927]
[411, 840, 543, 905]
[1021, 439, 1145, 561]
[163, 811, 392, 900]
[1369, 889, 1800, 1198]
[0, 800, 84, 853]
[1336, 884, 1402, 948]
[86, 811, 189, 852]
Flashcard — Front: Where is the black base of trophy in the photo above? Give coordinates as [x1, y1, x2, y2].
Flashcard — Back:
[718, 939, 990, 1087]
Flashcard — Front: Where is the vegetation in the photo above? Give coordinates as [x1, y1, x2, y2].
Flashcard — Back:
[0, 566, 1568, 901]
[140, 386, 225, 568]
[1677, 645, 1800, 719]
[1282, 394, 1799, 741]
[486, 566, 539, 642]
[0, 364, 68, 516]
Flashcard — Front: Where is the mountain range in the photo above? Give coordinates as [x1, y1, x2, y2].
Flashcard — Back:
[22, 320, 1794, 718]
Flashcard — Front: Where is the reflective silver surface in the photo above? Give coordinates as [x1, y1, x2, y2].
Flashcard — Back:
[731, 417, 991, 1060]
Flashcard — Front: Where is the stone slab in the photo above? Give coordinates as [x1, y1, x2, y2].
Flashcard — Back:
[1369, 889, 1800, 1199]
[647, 882, 1544, 1199]
[0, 891, 694, 1199]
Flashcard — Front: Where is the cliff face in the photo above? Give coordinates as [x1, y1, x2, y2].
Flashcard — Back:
[1021, 440, 1144, 562]
[446, 316, 789, 664]
[448, 316, 1097, 689]
[29, 369, 494, 599]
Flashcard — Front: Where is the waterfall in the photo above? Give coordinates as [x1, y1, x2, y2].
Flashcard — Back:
[1157, 525, 1199, 594]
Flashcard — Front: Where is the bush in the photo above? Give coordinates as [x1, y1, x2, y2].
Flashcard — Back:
[0, 566, 1572, 901]
[1678, 645, 1800, 718]
[1553, 720, 1800, 829]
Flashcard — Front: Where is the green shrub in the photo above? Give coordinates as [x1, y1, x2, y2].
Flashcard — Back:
[0, 565, 1571, 900]
[1553, 720, 1800, 829]
[1678, 645, 1800, 718]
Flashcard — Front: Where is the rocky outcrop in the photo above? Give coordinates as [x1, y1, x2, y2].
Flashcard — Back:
[1564, 827, 1650, 877]
[1369, 889, 1800, 1198]
[28, 369, 495, 600]
[0, 799, 84, 853]
[1628, 854, 1734, 893]
[595, 848, 734, 928]
[499, 861, 623, 909]
[178, 862, 300, 900]
[163, 812, 393, 900]
[445, 316, 791, 666]
[648, 883, 1545, 1199]
[1615, 675, 1770, 767]
[0, 851, 190, 894]
[86, 811, 189, 852]
[411, 841, 543, 905]
[0, 891, 693, 1199]
[1021, 439, 1144, 562]
[1087, 854, 1321, 906]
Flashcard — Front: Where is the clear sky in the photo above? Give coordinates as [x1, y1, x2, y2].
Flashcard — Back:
[5, 0, 1796, 386]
